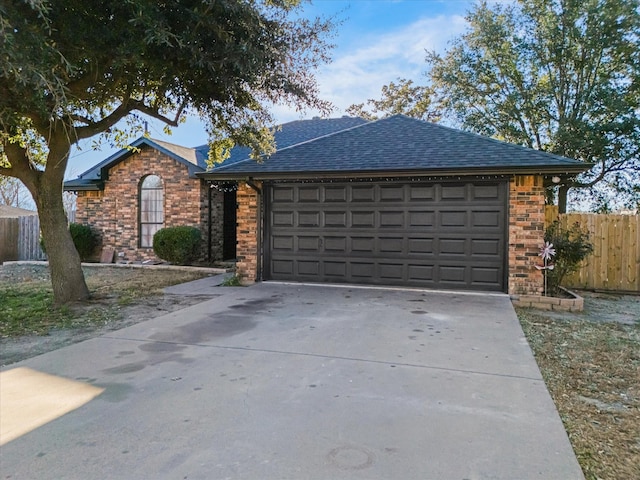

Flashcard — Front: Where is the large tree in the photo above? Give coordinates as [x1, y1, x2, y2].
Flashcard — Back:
[0, 0, 333, 304]
[426, 0, 640, 212]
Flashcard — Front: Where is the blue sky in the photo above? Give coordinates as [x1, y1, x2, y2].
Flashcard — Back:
[67, 0, 503, 177]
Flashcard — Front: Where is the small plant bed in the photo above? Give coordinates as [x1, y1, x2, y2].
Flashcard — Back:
[517, 294, 640, 480]
[511, 287, 584, 312]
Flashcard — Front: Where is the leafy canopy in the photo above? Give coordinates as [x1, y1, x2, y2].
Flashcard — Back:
[426, 0, 640, 210]
[0, 0, 334, 168]
[346, 78, 440, 122]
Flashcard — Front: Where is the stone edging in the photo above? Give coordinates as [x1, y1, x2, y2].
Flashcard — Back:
[511, 287, 584, 312]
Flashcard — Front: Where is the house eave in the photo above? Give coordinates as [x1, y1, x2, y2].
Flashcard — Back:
[198, 164, 591, 182]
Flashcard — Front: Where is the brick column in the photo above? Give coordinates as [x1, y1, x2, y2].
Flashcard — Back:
[508, 175, 545, 295]
[236, 181, 261, 284]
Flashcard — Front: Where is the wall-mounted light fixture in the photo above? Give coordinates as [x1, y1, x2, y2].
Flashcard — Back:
[551, 176, 561, 184]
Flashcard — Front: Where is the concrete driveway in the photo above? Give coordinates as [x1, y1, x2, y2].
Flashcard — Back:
[0, 283, 583, 479]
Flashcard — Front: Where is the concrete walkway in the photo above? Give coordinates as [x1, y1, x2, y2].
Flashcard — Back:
[0, 283, 584, 479]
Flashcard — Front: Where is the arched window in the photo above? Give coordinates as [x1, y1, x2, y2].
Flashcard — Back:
[139, 175, 164, 247]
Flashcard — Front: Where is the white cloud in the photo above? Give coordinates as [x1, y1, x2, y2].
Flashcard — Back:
[281, 13, 468, 120]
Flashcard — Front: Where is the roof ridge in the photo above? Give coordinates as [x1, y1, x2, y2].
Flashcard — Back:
[264, 117, 374, 155]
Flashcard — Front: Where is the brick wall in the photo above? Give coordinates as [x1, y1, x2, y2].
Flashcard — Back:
[508, 175, 545, 295]
[75, 145, 223, 263]
[235, 181, 260, 283]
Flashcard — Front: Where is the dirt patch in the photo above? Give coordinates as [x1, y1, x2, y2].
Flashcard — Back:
[0, 263, 222, 366]
[517, 290, 639, 480]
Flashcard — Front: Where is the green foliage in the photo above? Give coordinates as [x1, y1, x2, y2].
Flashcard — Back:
[153, 226, 202, 265]
[544, 220, 594, 293]
[40, 223, 97, 262]
[69, 223, 97, 261]
[221, 275, 243, 287]
[425, 0, 640, 210]
[345, 79, 440, 121]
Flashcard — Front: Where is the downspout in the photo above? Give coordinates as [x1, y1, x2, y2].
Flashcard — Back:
[245, 179, 262, 281]
[207, 183, 212, 263]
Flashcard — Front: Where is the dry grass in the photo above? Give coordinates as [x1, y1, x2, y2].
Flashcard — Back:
[0, 264, 212, 337]
[518, 308, 640, 480]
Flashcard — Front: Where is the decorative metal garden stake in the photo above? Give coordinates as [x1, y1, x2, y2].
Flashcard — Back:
[536, 242, 556, 296]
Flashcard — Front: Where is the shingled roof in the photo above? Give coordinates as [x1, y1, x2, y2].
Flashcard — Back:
[64, 117, 368, 191]
[201, 115, 589, 180]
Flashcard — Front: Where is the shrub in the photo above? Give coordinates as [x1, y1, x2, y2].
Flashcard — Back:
[40, 223, 97, 262]
[153, 226, 201, 265]
[544, 220, 593, 295]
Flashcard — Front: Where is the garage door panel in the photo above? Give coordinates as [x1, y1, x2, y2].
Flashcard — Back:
[471, 238, 501, 256]
[408, 237, 434, 254]
[325, 261, 347, 277]
[267, 181, 506, 291]
[351, 186, 375, 202]
[440, 211, 467, 227]
[273, 211, 294, 226]
[325, 186, 347, 202]
[298, 236, 320, 251]
[439, 265, 468, 283]
[273, 186, 294, 202]
[409, 210, 435, 228]
[272, 259, 294, 275]
[272, 235, 294, 251]
[379, 211, 404, 227]
[352, 211, 375, 227]
[473, 184, 501, 199]
[379, 237, 404, 253]
[379, 263, 404, 279]
[324, 236, 347, 251]
[439, 238, 467, 255]
[380, 185, 405, 201]
[471, 267, 501, 285]
[351, 237, 375, 253]
[408, 265, 434, 281]
[298, 186, 321, 202]
[440, 184, 467, 200]
[409, 184, 436, 201]
[298, 211, 320, 227]
[324, 211, 347, 227]
[471, 210, 502, 228]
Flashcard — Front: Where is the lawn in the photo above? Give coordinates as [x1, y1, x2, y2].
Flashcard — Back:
[0, 264, 212, 338]
[517, 297, 639, 480]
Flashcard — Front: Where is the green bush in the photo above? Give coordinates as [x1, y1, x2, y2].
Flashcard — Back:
[544, 220, 593, 295]
[152, 226, 201, 265]
[40, 223, 97, 262]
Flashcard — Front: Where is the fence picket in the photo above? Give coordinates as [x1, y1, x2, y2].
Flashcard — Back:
[545, 207, 639, 292]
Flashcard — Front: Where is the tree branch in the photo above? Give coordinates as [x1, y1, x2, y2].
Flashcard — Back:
[73, 101, 132, 140]
[129, 99, 186, 127]
[1, 139, 40, 189]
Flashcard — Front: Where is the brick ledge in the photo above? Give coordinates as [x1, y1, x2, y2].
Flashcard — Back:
[511, 287, 584, 312]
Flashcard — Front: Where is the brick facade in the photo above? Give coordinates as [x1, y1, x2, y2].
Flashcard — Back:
[508, 175, 545, 295]
[234, 175, 547, 295]
[235, 182, 261, 284]
[75, 145, 223, 263]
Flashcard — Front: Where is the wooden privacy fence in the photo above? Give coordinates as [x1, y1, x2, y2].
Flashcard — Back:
[0, 215, 46, 263]
[545, 206, 640, 293]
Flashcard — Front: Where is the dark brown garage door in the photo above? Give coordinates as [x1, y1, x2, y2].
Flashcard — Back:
[265, 181, 507, 291]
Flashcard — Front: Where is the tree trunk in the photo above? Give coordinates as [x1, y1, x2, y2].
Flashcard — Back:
[34, 175, 90, 304]
[558, 185, 569, 214]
